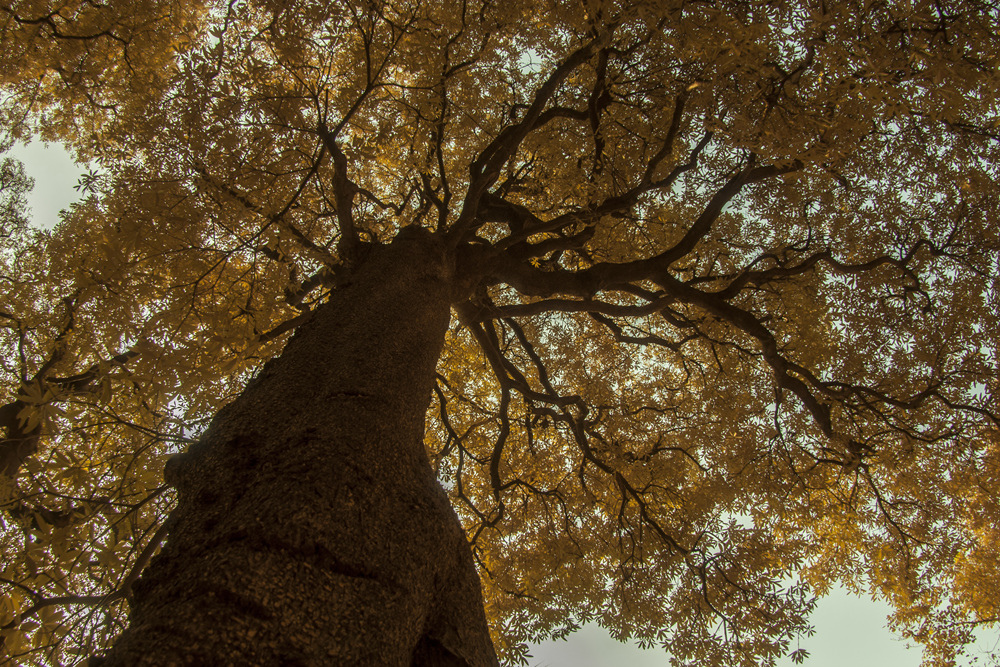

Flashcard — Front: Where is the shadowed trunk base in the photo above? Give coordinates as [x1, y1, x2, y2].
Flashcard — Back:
[97, 230, 499, 666]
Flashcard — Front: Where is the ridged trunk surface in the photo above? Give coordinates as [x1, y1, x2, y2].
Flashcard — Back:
[99, 230, 498, 666]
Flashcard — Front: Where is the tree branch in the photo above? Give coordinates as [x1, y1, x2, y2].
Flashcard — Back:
[449, 38, 601, 240]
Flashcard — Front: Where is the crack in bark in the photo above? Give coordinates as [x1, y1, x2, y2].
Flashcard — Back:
[327, 390, 375, 399]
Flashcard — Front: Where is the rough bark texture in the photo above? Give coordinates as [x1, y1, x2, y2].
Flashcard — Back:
[98, 229, 499, 666]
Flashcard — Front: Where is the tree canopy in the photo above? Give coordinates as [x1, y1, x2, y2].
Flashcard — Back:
[1, 0, 998, 664]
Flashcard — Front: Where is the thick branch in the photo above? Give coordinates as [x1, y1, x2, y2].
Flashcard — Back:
[485, 294, 673, 320]
[657, 157, 803, 267]
[317, 123, 361, 261]
[449, 38, 601, 240]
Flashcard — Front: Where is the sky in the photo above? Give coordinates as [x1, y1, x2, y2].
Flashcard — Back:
[7, 141, 997, 667]
[527, 587, 922, 667]
[9, 140, 85, 229]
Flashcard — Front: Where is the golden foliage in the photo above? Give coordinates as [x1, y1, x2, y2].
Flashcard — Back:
[0, 0, 997, 664]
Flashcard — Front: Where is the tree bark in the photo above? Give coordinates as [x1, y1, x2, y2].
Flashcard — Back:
[98, 228, 499, 666]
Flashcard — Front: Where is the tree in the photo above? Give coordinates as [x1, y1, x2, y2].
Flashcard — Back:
[1, 0, 997, 664]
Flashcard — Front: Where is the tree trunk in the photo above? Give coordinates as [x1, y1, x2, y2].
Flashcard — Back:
[98, 229, 499, 666]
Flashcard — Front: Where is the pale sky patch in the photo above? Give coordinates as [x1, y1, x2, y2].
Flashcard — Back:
[9, 141, 83, 229]
[527, 586, 921, 667]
